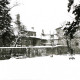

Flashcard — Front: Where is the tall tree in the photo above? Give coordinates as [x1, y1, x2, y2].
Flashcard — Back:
[68, 0, 74, 12]
[64, 0, 80, 54]
[0, 0, 15, 47]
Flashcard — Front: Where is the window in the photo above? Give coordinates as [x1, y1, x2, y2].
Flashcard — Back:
[75, 42, 79, 46]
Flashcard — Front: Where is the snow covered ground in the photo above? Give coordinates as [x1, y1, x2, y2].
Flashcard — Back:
[0, 54, 80, 80]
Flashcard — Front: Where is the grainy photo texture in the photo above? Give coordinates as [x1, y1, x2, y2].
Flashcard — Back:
[0, 0, 80, 80]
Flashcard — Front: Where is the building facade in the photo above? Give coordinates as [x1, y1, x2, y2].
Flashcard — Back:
[41, 33, 54, 46]
[55, 27, 80, 53]
[14, 28, 47, 47]
[55, 27, 67, 45]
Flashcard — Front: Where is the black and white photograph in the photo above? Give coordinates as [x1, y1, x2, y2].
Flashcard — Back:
[0, 0, 80, 80]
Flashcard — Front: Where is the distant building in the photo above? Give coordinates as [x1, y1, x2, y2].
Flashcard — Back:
[53, 34, 59, 45]
[41, 32, 54, 46]
[55, 27, 80, 53]
[14, 27, 47, 47]
[15, 28, 39, 47]
[55, 27, 67, 45]
[71, 30, 80, 52]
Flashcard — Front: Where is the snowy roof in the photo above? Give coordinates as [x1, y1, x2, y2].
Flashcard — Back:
[41, 35, 50, 40]
[26, 27, 36, 32]
[14, 27, 36, 32]
[56, 27, 63, 30]
[29, 36, 41, 39]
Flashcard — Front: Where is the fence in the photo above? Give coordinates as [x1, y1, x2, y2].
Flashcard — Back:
[0, 45, 68, 59]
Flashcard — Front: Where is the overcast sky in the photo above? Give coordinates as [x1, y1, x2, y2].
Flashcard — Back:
[10, 0, 79, 36]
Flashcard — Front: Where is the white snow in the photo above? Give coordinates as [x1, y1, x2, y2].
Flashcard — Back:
[0, 55, 80, 80]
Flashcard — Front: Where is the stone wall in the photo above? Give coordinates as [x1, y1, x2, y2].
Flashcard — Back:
[0, 46, 68, 59]
[71, 38, 80, 54]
